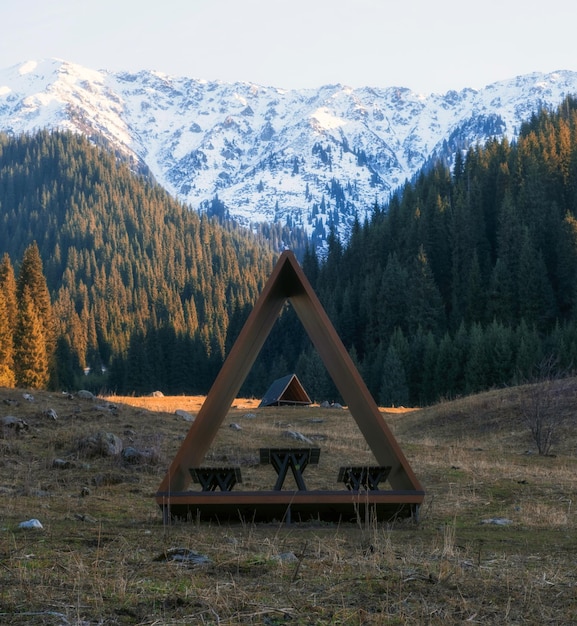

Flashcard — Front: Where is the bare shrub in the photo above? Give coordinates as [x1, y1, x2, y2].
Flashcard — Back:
[520, 357, 572, 455]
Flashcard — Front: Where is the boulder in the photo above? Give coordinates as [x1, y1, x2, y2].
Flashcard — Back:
[19, 518, 43, 530]
[281, 430, 313, 444]
[1, 416, 29, 433]
[78, 431, 123, 458]
[77, 390, 95, 400]
[175, 409, 194, 422]
[121, 446, 159, 465]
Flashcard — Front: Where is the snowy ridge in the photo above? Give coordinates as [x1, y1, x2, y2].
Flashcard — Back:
[1, 59, 576, 244]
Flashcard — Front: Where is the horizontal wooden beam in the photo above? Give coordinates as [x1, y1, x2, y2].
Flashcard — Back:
[156, 489, 424, 522]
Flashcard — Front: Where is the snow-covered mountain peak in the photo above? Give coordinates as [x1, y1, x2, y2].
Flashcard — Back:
[1, 59, 577, 247]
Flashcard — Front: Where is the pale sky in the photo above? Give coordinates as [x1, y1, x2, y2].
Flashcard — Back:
[1, 0, 576, 94]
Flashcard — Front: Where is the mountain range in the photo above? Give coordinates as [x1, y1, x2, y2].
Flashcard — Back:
[2, 58, 577, 245]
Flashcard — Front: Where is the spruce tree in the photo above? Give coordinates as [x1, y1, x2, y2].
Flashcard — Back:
[14, 286, 49, 389]
[0, 253, 17, 337]
[16, 242, 56, 384]
[379, 344, 409, 408]
[0, 289, 16, 387]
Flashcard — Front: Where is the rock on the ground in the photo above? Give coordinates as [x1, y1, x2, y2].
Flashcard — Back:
[282, 430, 313, 444]
[175, 409, 194, 422]
[121, 446, 159, 465]
[1, 416, 29, 433]
[78, 431, 123, 457]
[19, 518, 43, 530]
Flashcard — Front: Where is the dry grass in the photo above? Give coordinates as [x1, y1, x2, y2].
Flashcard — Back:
[1, 380, 577, 624]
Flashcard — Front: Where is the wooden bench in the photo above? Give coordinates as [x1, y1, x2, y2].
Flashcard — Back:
[189, 467, 242, 491]
[260, 447, 320, 491]
[338, 466, 391, 491]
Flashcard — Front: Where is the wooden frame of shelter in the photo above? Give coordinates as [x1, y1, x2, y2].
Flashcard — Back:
[156, 250, 424, 522]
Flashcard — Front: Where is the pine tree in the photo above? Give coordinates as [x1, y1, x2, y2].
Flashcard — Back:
[465, 323, 488, 394]
[484, 319, 514, 387]
[514, 320, 542, 383]
[16, 242, 56, 383]
[435, 332, 458, 400]
[0, 289, 16, 386]
[407, 246, 445, 336]
[14, 286, 49, 389]
[0, 253, 17, 336]
[517, 229, 556, 328]
[379, 344, 409, 408]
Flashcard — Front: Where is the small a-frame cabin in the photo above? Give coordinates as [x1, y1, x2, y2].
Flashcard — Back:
[156, 250, 424, 523]
[259, 373, 312, 407]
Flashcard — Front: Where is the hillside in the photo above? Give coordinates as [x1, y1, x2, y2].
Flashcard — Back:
[0, 130, 277, 392]
[0, 382, 576, 623]
[2, 59, 577, 246]
[306, 97, 577, 407]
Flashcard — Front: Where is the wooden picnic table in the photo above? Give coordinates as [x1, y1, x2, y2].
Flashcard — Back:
[260, 447, 320, 491]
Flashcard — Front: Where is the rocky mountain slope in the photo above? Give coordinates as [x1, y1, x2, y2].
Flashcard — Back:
[2, 59, 576, 245]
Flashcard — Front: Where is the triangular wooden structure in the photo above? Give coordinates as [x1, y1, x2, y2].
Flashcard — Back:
[259, 373, 312, 407]
[156, 250, 424, 521]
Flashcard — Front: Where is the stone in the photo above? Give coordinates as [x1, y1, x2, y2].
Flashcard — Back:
[281, 430, 313, 444]
[94, 403, 117, 413]
[481, 517, 513, 526]
[121, 446, 159, 465]
[74, 513, 97, 523]
[154, 547, 211, 565]
[52, 458, 74, 469]
[175, 409, 194, 422]
[19, 518, 43, 530]
[273, 551, 298, 563]
[78, 431, 123, 458]
[77, 390, 95, 400]
[1, 416, 29, 433]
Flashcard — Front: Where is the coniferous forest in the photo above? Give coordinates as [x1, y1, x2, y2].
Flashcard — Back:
[298, 96, 577, 405]
[0, 130, 278, 393]
[3, 98, 577, 405]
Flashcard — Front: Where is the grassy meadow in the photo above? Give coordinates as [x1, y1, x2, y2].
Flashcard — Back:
[1, 381, 577, 624]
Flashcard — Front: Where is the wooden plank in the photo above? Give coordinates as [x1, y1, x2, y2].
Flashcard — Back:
[156, 489, 424, 523]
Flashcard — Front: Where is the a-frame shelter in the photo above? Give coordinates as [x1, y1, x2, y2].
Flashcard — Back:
[156, 250, 424, 522]
[259, 373, 312, 407]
